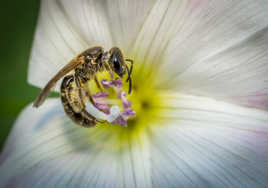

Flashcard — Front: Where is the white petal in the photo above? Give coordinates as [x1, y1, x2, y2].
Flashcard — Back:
[28, 0, 155, 90]
[170, 27, 268, 110]
[101, 0, 156, 53]
[140, 0, 268, 110]
[132, 0, 190, 65]
[60, 0, 155, 52]
[150, 93, 268, 187]
[0, 99, 152, 188]
[1, 94, 268, 187]
[28, 0, 91, 89]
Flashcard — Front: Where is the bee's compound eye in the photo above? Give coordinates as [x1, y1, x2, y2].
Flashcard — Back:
[111, 53, 121, 72]
[109, 48, 125, 77]
[113, 56, 120, 70]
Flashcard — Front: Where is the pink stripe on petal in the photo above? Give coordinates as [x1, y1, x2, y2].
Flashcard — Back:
[190, 0, 204, 10]
[232, 93, 268, 110]
[248, 99, 268, 109]
[0, 150, 12, 167]
[5, 176, 20, 188]
[240, 130, 268, 154]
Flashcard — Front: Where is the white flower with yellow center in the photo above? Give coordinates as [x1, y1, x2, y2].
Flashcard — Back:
[1, 0, 268, 187]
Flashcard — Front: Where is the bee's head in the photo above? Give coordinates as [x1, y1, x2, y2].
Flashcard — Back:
[107, 47, 134, 94]
[109, 47, 126, 78]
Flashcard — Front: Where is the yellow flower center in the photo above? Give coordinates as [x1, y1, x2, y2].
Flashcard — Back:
[83, 60, 166, 152]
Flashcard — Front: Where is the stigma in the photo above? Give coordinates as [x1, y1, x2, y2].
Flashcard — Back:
[89, 78, 136, 126]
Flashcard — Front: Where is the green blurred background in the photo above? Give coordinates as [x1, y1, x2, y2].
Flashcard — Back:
[0, 1, 40, 150]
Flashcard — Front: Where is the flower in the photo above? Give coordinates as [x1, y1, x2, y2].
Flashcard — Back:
[1, 0, 268, 187]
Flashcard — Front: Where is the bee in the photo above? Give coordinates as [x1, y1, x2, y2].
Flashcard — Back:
[33, 46, 133, 128]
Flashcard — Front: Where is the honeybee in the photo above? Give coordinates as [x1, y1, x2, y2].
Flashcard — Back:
[33, 46, 133, 127]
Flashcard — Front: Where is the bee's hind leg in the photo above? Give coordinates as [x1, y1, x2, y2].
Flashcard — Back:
[84, 86, 95, 105]
[83, 87, 106, 124]
[74, 74, 105, 124]
[94, 76, 103, 91]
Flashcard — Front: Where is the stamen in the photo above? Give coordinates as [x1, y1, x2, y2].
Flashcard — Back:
[122, 108, 136, 117]
[93, 92, 109, 99]
[89, 78, 135, 127]
[112, 79, 123, 88]
[93, 92, 110, 114]
[111, 115, 127, 126]
[95, 103, 110, 114]
[101, 79, 123, 89]
[118, 91, 131, 108]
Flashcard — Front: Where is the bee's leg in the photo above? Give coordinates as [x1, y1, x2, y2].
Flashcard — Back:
[73, 73, 94, 105]
[61, 75, 97, 128]
[74, 74, 86, 106]
[94, 76, 103, 91]
[104, 62, 114, 79]
[109, 71, 114, 79]
[82, 109, 105, 124]
[83, 88, 106, 124]
[84, 86, 95, 105]
[74, 74, 104, 124]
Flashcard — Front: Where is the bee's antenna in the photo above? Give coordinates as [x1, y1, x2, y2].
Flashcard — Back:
[126, 65, 132, 94]
[125, 59, 133, 82]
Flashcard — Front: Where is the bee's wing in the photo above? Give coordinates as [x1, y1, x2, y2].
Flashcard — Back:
[33, 59, 83, 108]
[33, 46, 104, 108]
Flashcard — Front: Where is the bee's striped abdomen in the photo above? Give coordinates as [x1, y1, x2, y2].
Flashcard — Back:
[61, 75, 96, 128]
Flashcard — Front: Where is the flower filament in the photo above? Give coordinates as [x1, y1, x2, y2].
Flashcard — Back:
[92, 78, 136, 126]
